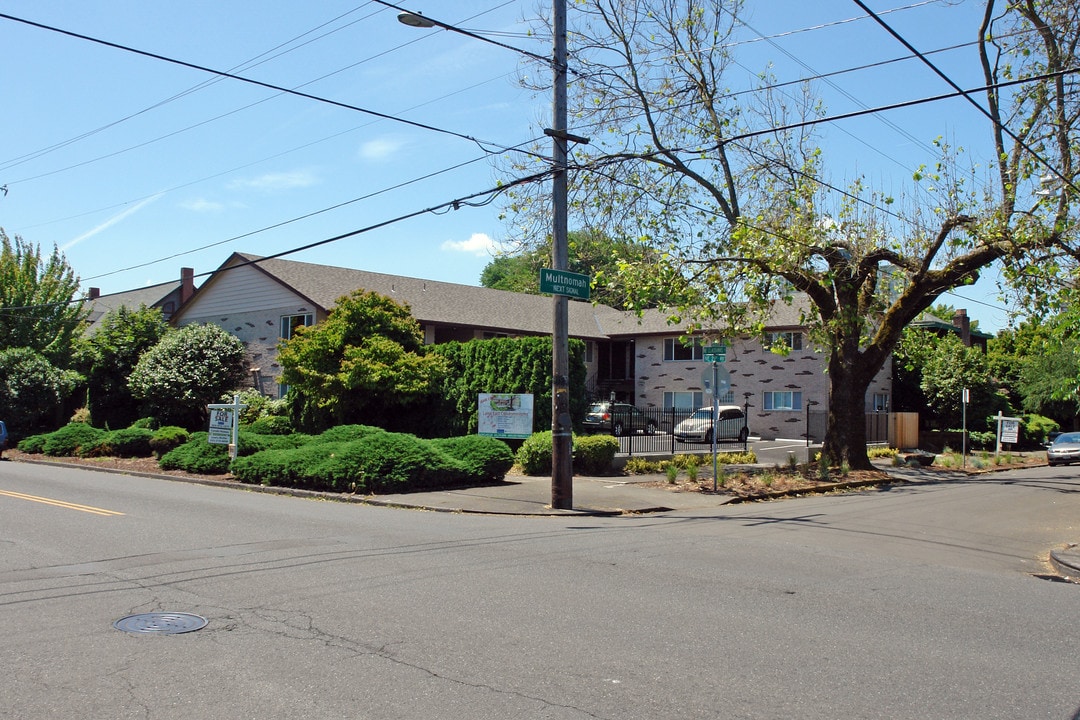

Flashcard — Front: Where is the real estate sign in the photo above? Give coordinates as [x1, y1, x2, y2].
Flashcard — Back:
[478, 393, 534, 439]
[207, 408, 234, 445]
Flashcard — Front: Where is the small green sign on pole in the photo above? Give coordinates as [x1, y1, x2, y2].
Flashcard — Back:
[703, 343, 727, 363]
[539, 268, 591, 300]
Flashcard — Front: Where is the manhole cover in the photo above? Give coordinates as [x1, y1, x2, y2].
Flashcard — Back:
[113, 612, 208, 635]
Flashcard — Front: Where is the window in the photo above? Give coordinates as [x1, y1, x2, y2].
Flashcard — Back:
[872, 394, 890, 412]
[664, 337, 704, 361]
[482, 331, 509, 340]
[280, 313, 313, 340]
[664, 391, 704, 410]
[585, 341, 595, 364]
[763, 391, 802, 411]
[765, 331, 803, 351]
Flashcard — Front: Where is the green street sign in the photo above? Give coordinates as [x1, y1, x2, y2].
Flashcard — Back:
[539, 268, 591, 300]
[703, 343, 727, 362]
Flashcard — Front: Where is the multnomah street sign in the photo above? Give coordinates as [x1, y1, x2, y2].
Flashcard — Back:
[539, 268, 591, 300]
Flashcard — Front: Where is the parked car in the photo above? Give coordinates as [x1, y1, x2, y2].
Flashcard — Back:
[1046, 432, 1080, 466]
[674, 406, 749, 444]
[582, 402, 657, 436]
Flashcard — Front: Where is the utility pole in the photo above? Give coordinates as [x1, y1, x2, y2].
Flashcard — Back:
[550, 0, 573, 509]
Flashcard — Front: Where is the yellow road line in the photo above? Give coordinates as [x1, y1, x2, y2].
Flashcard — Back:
[0, 489, 125, 516]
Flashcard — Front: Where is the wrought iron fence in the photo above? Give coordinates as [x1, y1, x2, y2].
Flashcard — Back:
[585, 407, 750, 456]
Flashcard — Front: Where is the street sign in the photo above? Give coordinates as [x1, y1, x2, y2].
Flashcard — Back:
[539, 268, 591, 300]
[703, 343, 727, 363]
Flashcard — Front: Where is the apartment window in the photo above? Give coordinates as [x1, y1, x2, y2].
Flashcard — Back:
[584, 341, 595, 364]
[664, 391, 704, 410]
[872, 394, 890, 412]
[664, 337, 704, 361]
[280, 313, 313, 340]
[765, 331, 803, 351]
[763, 391, 802, 411]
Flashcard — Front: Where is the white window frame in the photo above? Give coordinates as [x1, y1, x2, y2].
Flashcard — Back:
[664, 391, 704, 410]
[765, 331, 803, 351]
[763, 390, 802, 411]
[664, 337, 704, 362]
[873, 394, 890, 412]
[280, 313, 313, 340]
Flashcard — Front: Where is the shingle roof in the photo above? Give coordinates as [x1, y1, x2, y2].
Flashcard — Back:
[84, 281, 182, 334]
[232, 253, 615, 339]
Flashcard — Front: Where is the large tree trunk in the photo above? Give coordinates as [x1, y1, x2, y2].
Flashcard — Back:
[821, 347, 876, 471]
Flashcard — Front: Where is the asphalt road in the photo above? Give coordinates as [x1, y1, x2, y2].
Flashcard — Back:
[2, 459, 1079, 719]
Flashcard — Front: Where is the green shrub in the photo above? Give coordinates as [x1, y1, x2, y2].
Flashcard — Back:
[868, 446, 898, 459]
[149, 426, 190, 456]
[231, 432, 468, 492]
[17, 434, 49, 454]
[517, 431, 553, 475]
[315, 424, 388, 444]
[430, 435, 514, 482]
[624, 457, 663, 474]
[246, 415, 294, 436]
[1022, 414, 1059, 446]
[574, 434, 619, 475]
[128, 417, 160, 430]
[79, 427, 154, 458]
[42, 423, 107, 457]
[158, 433, 231, 474]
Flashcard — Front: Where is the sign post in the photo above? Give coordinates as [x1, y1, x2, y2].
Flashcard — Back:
[207, 394, 247, 460]
[702, 344, 727, 492]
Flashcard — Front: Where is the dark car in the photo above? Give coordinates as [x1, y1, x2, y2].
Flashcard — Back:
[1046, 431, 1080, 466]
[582, 402, 657, 436]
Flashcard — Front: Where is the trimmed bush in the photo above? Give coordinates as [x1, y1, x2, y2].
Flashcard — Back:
[150, 426, 190, 456]
[246, 416, 293, 436]
[42, 423, 107, 457]
[231, 431, 469, 493]
[129, 417, 160, 430]
[158, 433, 231, 474]
[79, 427, 154, 458]
[517, 431, 553, 475]
[314, 424, 388, 444]
[18, 434, 49, 454]
[430, 435, 514, 482]
[573, 434, 619, 475]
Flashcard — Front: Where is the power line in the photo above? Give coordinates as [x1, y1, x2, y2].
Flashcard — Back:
[0, 11, 521, 158]
[0, 168, 555, 314]
[851, 0, 1077, 195]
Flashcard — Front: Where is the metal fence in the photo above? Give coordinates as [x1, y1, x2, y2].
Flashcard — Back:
[600, 409, 895, 456]
[588, 407, 750, 457]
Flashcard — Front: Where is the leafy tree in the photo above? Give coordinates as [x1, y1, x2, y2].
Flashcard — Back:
[277, 290, 449, 433]
[128, 323, 249, 429]
[480, 229, 686, 310]
[918, 334, 1005, 431]
[990, 310, 1080, 428]
[504, 0, 1079, 469]
[79, 305, 171, 429]
[0, 229, 87, 367]
[0, 347, 81, 433]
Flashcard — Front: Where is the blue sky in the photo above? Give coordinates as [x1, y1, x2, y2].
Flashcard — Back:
[1, 1, 1015, 331]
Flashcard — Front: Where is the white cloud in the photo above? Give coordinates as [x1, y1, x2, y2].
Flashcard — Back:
[229, 170, 318, 192]
[62, 193, 163, 251]
[181, 198, 226, 213]
[359, 137, 406, 162]
[441, 232, 499, 257]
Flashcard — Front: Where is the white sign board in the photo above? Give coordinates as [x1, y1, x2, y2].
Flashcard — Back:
[999, 417, 1020, 444]
[208, 407, 234, 445]
[478, 393, 534, 439]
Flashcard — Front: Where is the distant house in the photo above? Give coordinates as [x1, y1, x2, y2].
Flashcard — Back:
[909, 308, 992, 352]
[167, 252, 892, 441]
[83, 268, 196, 335]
